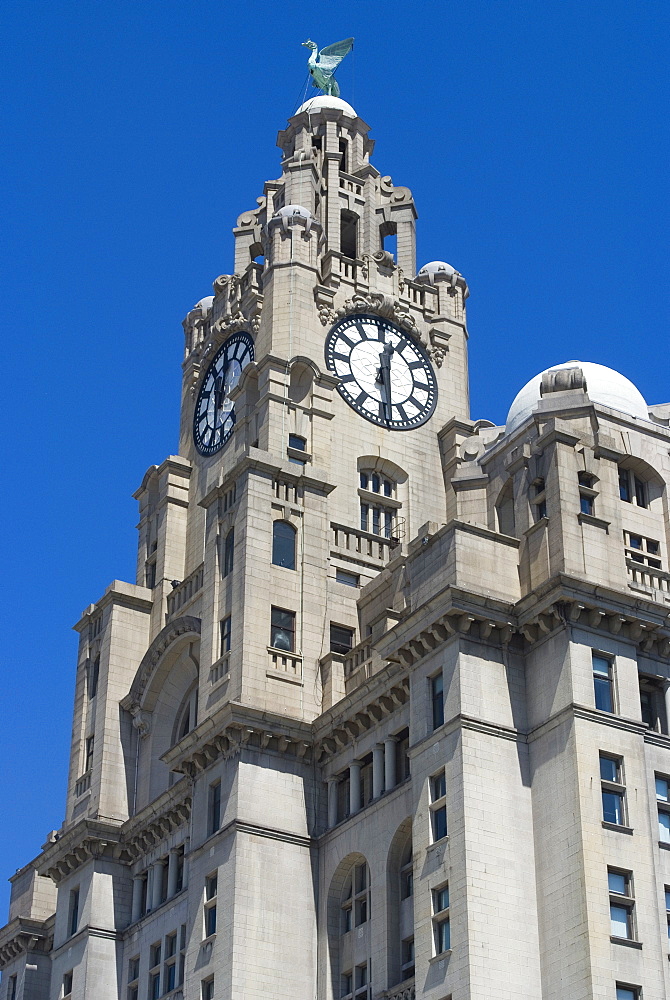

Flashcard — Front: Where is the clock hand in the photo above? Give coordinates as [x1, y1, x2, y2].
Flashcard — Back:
[376, 343, 394, 422]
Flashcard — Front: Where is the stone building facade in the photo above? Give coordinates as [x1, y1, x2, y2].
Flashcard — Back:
[2, 93, 670, 1000]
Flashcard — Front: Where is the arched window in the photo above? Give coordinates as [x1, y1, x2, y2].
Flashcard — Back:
[272, 521, 296, 570]
[223, 528, 235, 577]
[495, 479, 516, 537]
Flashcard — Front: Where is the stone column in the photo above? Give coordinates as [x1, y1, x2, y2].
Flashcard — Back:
[349, 762, 362, 816]
[131, 876, 143, 923]
[372, 745, 385, 799]
[327, 778, 338, 828]
[151, 860, 164, 910]
[384, 737, 397, 792]
[167, 850, 179, 898]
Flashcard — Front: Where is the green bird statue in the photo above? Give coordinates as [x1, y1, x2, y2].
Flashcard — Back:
[302, 37, 354, 98]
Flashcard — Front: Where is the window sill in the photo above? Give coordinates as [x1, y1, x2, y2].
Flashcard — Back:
[659, 840, 670, 851]
[201, 933, 216, 945]
[610, 936, 642, 949]
[602, 821, 634, 835]
[578, 512, 610, 531]
[427, 835, 449, 852]
[429, 949, 452, 963]
[526, 516, 549, 537]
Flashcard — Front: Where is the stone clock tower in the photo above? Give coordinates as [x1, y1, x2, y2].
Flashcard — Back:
[3, 86, 670, 1000]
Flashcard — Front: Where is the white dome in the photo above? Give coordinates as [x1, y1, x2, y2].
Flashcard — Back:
[505, 360, 649, 433]
[194, 296, 214, 312]
[416, 260, 460, 283]
[295, 96, 356, 118]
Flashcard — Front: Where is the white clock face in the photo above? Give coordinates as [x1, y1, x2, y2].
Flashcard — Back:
[193, 331, 254, 455]
[325, 314, 438, 429]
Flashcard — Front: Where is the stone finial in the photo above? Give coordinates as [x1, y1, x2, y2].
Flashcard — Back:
[540, 366, 587, 396]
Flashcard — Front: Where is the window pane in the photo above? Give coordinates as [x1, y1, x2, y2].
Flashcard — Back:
[360, 504, 368, 531]
[359, 472, 368, 489]
[619, 471, 631, 502]
[435, 886, 449, 912]
[599, 756, 618, 782]
[336, 569, 359, 588]
[330, 624, 354, 655]
[656, 776, 669, 801]
[205, 905, 217, 936]
[608, 871, 627, 894]
[431, 673, 444, 730]
[371, 473, 380, 493]
[288, 434, 305, 451]
[665, 888, 670, 911]
[272, 522, 296, 569]
[270, 607, 295, 650]
[431, 772, 446, 800]
[616, 990, 636, 1000]
[432, 805, 447, 841]
[383, 479, 392, 497]
[593, 676, 613, 712]
[436, 917, 450, 952]
[610, 903, 629, 937]
[602, 791, 624, 825]
[634, 476, 647, 507]
[659, 810, 670, 843]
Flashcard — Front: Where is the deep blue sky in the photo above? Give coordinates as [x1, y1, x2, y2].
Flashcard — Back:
[1, 1, 668, 912]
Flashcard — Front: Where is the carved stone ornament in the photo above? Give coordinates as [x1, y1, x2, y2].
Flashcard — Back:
[380, 175, 413, 204]
[130, 707, 151, 738]
[428, 346, 446, 368]
[320, 292, 419, 338]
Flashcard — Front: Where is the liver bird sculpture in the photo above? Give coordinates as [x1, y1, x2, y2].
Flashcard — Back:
[302, 38, 354, 98]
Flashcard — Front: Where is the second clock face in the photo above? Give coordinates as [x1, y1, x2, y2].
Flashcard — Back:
[325, 313, 438, 429]
[193, 331, 254, 455]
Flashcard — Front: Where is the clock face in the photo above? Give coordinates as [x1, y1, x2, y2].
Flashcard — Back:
[193, 331, 254, 455]
[324, 313, 438, 429]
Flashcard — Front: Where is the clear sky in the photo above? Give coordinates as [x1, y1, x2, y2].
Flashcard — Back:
[0, 0, 668, 913]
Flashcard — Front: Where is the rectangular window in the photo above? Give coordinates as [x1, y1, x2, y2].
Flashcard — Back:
[63, 972, 73, 997]
[68, 887, 80, 937]
[665, 886, 670, 939]
[128, 956, 140, 982]
[150, 943, 161, 969]
[430, 771, 448, 842]
[204, 873, 218, 938]
[202, 978, 214, 1000]
[85, 735, 95, 772]
[616, 986, 640, 1000]
[360, 503, 369, 532]
[592, 653, 614, 712]
[128, 988, 138, 1000]
[163, 931, 177, 991]
[354, 963, 369, 999]
[431, 670, 445, 730]
[330, 624, 354, 655]
[580, 493, 594, 515]
[149, 972, 160, 1000]
[433, 883, 451, 954]
[222, 528, 234, 577]
[341, 971, 353, 998]
[600, 754, 626, 826]
[656, 774, 670, 843]
[270, 606, 296, 652]
[400, 936, 415, 980]
[207, 780, 221, 836]
[336, 568, 359, 588]
[220, 616, 231, 654]
[608, 869, 635, 940]
[8, 976, 17, 1000]
[87, 655, 99, 698]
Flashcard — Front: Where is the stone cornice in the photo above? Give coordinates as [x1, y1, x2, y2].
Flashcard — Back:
[160, 702, 314, 776]
[0, 916, 52, 969]
[36, 820, 123, 884]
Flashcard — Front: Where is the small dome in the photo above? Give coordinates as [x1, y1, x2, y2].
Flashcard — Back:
[416, 260, 460, 283]
[194, 295, 214, 313]
[506, 360, 649, 434]
[274, 204, 313, 221]
[295, 96, 356, 118]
